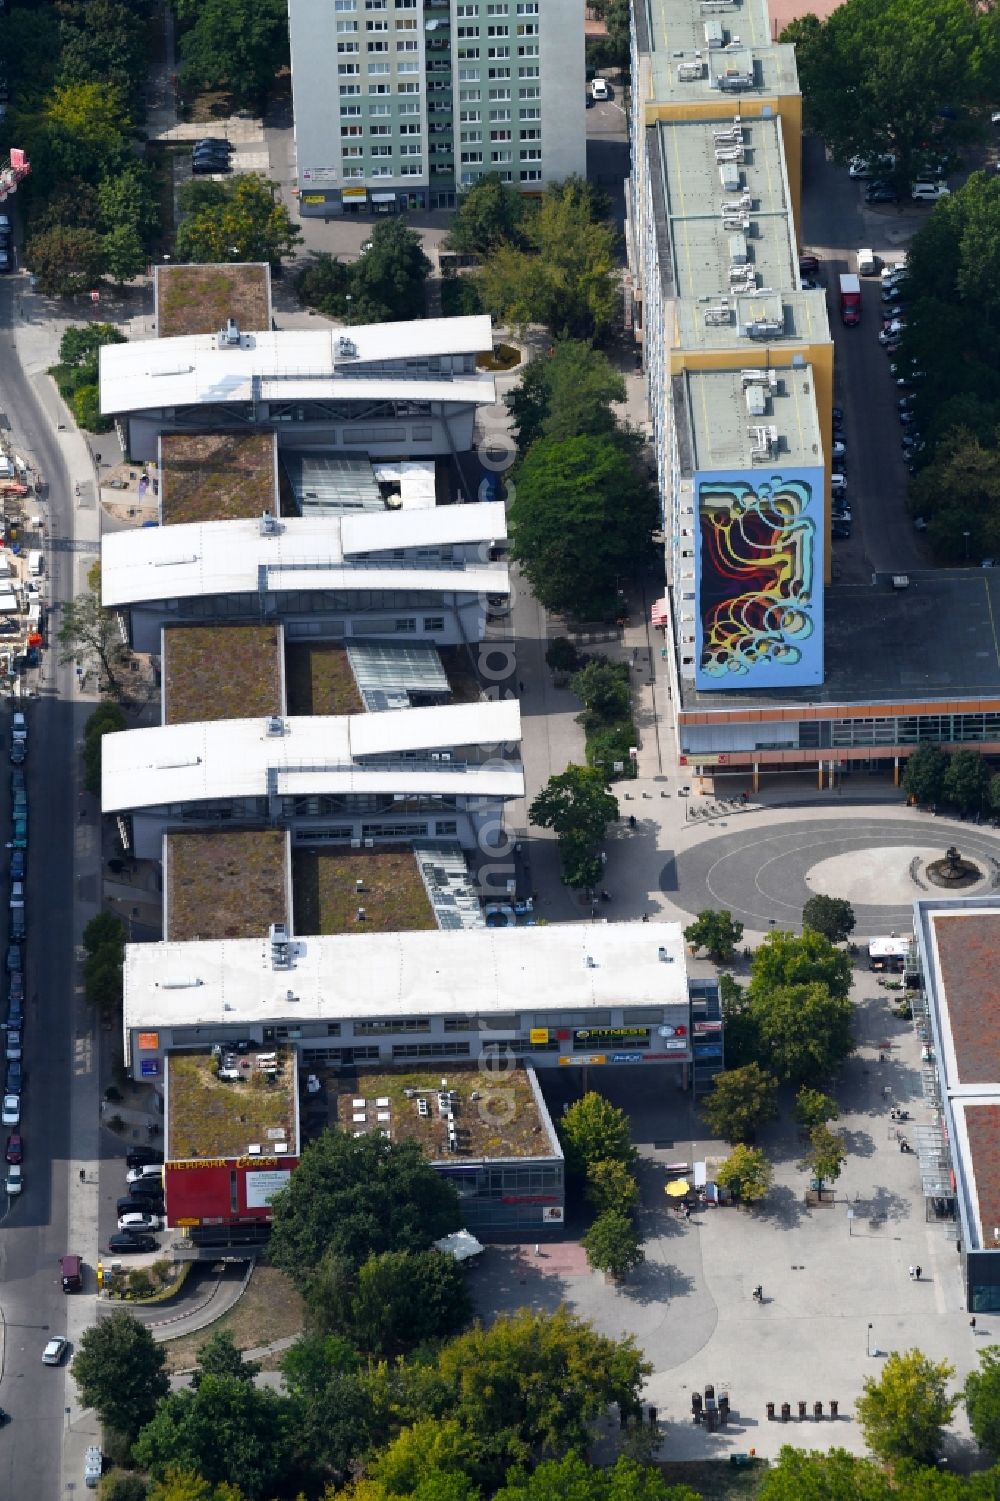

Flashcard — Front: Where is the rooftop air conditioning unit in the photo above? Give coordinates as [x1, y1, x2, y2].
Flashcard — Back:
[337, 336, 358, 359]
[248, 1143, 262, 1156]
[748, 424, 779, 461]
[677, 57, 706, 81]
[265, 716, 284, 737]
[269, 922, 293, 970]
[218, 318, 241, 348]
[704, 302, 732, 325]
[259, 511, 279, 536]
[745, 383, 768, 417]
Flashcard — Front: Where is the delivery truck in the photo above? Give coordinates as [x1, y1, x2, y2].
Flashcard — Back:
[839, 272, 862, 326]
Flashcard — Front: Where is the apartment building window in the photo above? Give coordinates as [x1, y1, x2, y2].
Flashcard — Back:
[341, 104, 362, 116]
[397, 39, 418, 51]
[460, 109, 481, 123]
[392, 1043, 471, 1059]
[368, 40, 388, 52]
[489, 107, 511, 120]
[398, 59, 419, 72]
[458, 67, 481, 81]
[517, 22, 538, 36]
[340, 83, 361, 95]
[519, 85, 539, 97]
[370, 144, 393, 157]
[344, 166, 365, 177]
[490, 128, 511, 140]
[519, 105, 539, 119]
[400, 162, 424, 175]
[366, 17, 388, 29]
[520, 127, 540, 140]
[337, 19, 359, 33]
[517, 1, 539, 11]
[369, 82, 391, 92]
[488, 46, 510, 58]
[399, 122, 421, 134]
[518, 65, 539, 77]
[491, 148, 512, 162]
[518, 44, 539, 57]
[457, 24, 481, 36]
[337, 40, 359, 52]
[488, 66, 511, 79]
[487, 24, 510, 36]
[400, 142, 422, 155]
[459, 47, 481, 59]
[341, 125, 363, 137]
[461, 150, 484, 163]
[335, 0, 357, 9]
[520, 167, 541, 181]
[338, 63, 360, 75]
[369, 101, 390, 114]
[398, 81, 421, 92]
[355, 1018, 430, 1035]
[399, 99, 421, 112]
[488, 87, 510, 99]
[369, 61, 390, 73]
[456, 4, 479, 15]
[342, 145, 363, 158]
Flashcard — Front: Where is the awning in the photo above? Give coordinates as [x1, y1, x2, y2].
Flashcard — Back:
[650, 597, 668, 624]
[434, 1230, 485, 1262]
[371, 192, 397, 204]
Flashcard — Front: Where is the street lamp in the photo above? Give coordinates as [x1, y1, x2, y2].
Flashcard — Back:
[964, 531, 971, 563]
[866, 1322, 874, 1357]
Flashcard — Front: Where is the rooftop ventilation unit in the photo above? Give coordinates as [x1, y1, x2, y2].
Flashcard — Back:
[259, 511, 279, 536]
[275, 1141, 289, 1154]
[218, 318, 241, 349]
[704, 18, 725, 47]
[748, 424, 779, 461]
[715, 145, 745, 164]
[744, 312, 783, 339]
[713, 124, 743, 146]
[728, 231, 748, 264]
[745, 383, 768, 417]
[740, 368, 778, 390]
[722, 212, 751, 232]
[729, 265, 757, 290]
[719, 163, 741, 193]
[265, 716, 284, 737]
[336, 335, 358, 359]
[716, 62, 754, 91]
[677, 56, 706, 81]
[704, 302, 732, 326]
[269, 922, 293, 970]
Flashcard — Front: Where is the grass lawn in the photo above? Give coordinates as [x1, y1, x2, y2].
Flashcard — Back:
[162, 1264, 304, 1374]
[285, 643, 363, 717]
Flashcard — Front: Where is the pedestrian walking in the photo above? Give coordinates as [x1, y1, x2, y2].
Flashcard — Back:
[915, 1265, 922, 1280]
[641, 913, 649, 923]
[971, 1316, 977, 1332]
[517, 680, 524, 693]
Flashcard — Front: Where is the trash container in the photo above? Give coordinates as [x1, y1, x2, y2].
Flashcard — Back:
[766, 1401, 775, 1421]
[814, 1401, 823, 1420]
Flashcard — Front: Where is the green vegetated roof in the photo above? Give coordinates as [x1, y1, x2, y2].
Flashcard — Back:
[168, 1050, 297, 1161]
[166, 829, 287, 942]
[157, 263, 270, 337]
[344, 1065, 554, 1162]
[160, 432, 276, 524]
[292, 847, 435, 935]
[163, 624, 282, 725]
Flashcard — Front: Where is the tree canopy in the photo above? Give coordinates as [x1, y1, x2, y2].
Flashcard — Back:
[750, 981, 854, 1085]
[508, 433, 656, 619]
[800, 1124, 847, 1192]
[965, 1344, 1000, 1456]
[297, 221, 431, 324]
[582, 1209, 645, 1280]
[856, 1348, 957, 1466]
[70, 1309, 169, 1440]
[802, 895, 856, 944]
[448, 173, 527, 256]
[683, 909, 744, 962]
[715, 1143, 773, 1204]
[58, 584, 129, 698]
[176, 175, 302, 269]
[749, 929, 853, 1003]
[701, 1063, 779, 1143]
[505, 340, 625, 456]
[559, 1092, 636, 1179]
[267, 1129, 461, 1284]
[529, 764, 619, 889]
[132, 1374, 296, 1500]
[177, 0, 289, 113]
[902, 744, 949, 805]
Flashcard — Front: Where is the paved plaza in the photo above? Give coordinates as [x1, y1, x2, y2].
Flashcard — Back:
[468, 1002, 985, 1464]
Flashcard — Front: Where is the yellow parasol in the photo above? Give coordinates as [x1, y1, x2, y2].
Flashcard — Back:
[665, 1179, 690, 1197]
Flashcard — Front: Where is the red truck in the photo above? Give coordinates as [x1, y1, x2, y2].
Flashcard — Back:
[839, 273, 862, 326]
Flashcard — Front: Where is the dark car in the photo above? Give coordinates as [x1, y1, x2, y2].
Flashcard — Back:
[798, 252, 820, 275]
[832, 521, 852, 539]
[10, 769, 24, 796]
[192, 145, 232, 164]
[6, 1061, 22, 1092]
[192, 157, 232, 175]
[7, 993, 22, 1027]
[5, 1133, 22, 1164]
[5, 945, 21, 975]
[116, 1194, 162, 1218]
[125, 1145, 163, 1170]
[194, 137, 234, 153]
[866, 183, 898, 203]
[10, 850, 25, 881]
[8, 741, 24, 767]
[108, 1232, 157, 1255]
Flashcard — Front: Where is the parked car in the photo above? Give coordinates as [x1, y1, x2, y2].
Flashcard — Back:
[8, 741, 24, 767]
[108, 1232, 158, 1255]
[125, 1146, 163, 1170]
[42, 1337, 68, 1366]
[866, 183, 898, 203]
[7, 1061, 22, 1092]
[127, 1164, 164, 1185]
[10, 851, 25, 881]
[6, 1163, 22, 1195]
[832, 405, 844, 427]
[10, 769, 24, 796]
[798, 252, 820, 275]
[192, 154, 232, 175]
[832, 521, 852, 539]
[2, 1095, 19, 1127]
[5, 1133, 22, 1164]
[911, 181, 950, 201]
[193, 137, 234, 153]
[831, 439, 846, 459]
[6, 1029, 21, 1062]
[117, 1194, 161, 1217]
[10, 818, 27, 850]
[117, 1212, 163, 1233]
[590, 77, 610, 101]
[5, 944, 21, 974]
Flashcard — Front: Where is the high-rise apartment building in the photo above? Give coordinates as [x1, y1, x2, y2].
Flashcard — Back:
[288, 0, 585, 216]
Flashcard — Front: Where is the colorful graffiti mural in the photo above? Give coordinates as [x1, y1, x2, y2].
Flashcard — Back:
[696, 469, 823, 689]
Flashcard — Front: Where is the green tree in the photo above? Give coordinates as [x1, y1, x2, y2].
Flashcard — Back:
[529, 765, 619, 848]
[83, 701, 127, 796]
[509, 433, 656, 618]
[496, 1452, 696, 1501]
[71, 1309, 169, 1440]
[545, 636, 581, 674]
[25, 224, 106, 297]
[50, 322, 127, 401]
[582, 1210, 644, 1280]
[750, 929, 852, 1002]
[72, 384, 111, 434]
[990, 774, 1000, 816]
[101, 223, 146, 286]
[191, 1330, 259, 1389]
[756, 1445, 893, 1501]
[701, 1064, 779, 1143]
[146, 1471, 246, 1501]
[268, 1129, 461, 1283]
[177, 0, 289, 113]
[943, 749, 990, 814]
[750, 982, 854, 1085]
[295, 254, 353, 318]
[910, 430, 1000, 562]
[718, 973, 757, 1069]
[348, 220, 431, 322]
[98, 164, 159, 246]
[683, 909, 744, 963]
[793, 1087, 839, 1132]
[856, 1349, 957, 1466]
[557, 830, 604, 891]
[802, 895, 856, 944]
[902, 743, 949, 805]
[132, 1375, 293, 1500]
[784, 0, 981, 193]
[84, 946, 125, 1011]
[505, 340, 626, 455]
[435, 1307, 650, 1485]
[558, 1091, 636, 1180]
[448, 173, 527, 255]
[586, 1158, 640, 1216]
[571, 659, 631, 729]
[479, 178, 619, 340]
[175, 175, 302, 269]
[965, 1344, 1000, 1456]
[349, 1250, 473, 1356]
[715, 1143, 773, 1205]
[58, 584, 130, 699]
[280, 1334, 372, 1485]
[83, 911, 127, 958]
[801, 1124, 847, 1193]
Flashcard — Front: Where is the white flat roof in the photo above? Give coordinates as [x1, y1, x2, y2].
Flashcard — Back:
[101, 504, 509, 607]
[102, 699, 522, 812]
[100, 317, 495, 415]
[123, 920, 690, 1030]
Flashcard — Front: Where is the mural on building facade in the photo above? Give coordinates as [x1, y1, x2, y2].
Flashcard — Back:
[696, 469, 824, 689]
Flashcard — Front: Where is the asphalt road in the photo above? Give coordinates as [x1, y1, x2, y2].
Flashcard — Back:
[799, 136, 930, 582]
[0, 274, 97, 1498]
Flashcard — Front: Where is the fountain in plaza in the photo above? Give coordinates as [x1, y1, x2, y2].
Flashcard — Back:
[924, 844, 983, 891]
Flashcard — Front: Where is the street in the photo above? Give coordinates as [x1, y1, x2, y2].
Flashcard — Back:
[0, 274, 102, 1498]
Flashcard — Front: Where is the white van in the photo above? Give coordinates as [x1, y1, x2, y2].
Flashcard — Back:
[26, 551, 42, 578]
[857, 248, 877, 277]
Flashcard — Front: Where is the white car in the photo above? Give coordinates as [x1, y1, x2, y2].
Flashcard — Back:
[831, 473, 848, 493]
[5, 1163, 21, 1194]
[42, 1337, 68, 1366]
[117, 1211, 163, 1233]
[590, 77, 609, 101]
[126, 1164, 163, 1185]
[2, 1094, 19, 1127]
[832, 439, 845, 459]
[911, 181, 950, 201]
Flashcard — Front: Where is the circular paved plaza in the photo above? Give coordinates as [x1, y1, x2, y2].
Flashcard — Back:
[666, 815, 1000, 934]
